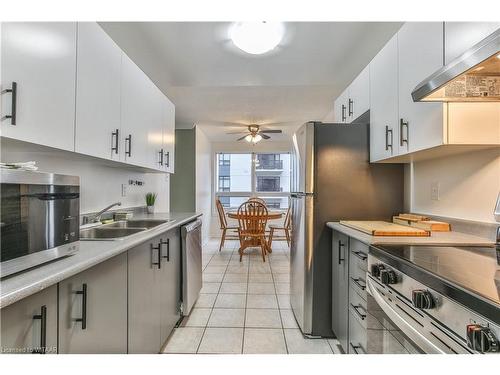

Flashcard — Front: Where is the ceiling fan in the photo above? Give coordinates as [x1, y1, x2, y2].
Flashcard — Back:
[227, 124, 282, 143]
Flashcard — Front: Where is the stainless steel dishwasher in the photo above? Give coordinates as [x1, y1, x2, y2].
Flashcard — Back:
[181, 219, 203, 316]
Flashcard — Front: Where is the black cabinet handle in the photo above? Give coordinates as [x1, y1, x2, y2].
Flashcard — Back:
[350, 303, 367, 320]
[75, 284, 87, 330]
[385, 126, 393, 151]
[352, 251, 367, 261]
[351, 277, 366, 291]
[158, 149, 164, 166]
[350, 342, 366, 354]
[348, 98, 353, 117]
[125, 134, 132, 157]
[160, 238, 170, 261]
[400, 118, 409, 146]
[32, 305, 47, 354]
[1, 81, 17, 125]
[341, 104, 346, 122]
[151, 243, 161, 269]
[165, 151, 170, 168]
[111, 129, 119, 154]
[338, 240, 345, 265]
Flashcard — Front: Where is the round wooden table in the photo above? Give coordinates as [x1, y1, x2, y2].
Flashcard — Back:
[227, 211, 284, 220]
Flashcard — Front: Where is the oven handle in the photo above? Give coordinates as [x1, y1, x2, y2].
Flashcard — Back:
[366, 276, 445, 354]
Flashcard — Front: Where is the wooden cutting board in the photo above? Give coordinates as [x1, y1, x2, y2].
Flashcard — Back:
[340, 220, 430, 237]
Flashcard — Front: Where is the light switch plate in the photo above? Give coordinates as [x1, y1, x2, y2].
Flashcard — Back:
[121, 184, 127, 197]
[431, 181, 440, 201]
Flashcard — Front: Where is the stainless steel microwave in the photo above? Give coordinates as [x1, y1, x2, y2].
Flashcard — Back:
[0, 169, 80, 278]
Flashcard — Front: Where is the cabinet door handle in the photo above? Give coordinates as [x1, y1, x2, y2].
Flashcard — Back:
[32, 305, 47, 354]
[341, 104, 346, 122]
[151, 243, 161, 269]
[165, 151, 170, 168]
[338, 240, 345, 264]
[351, 277, 366, 291]
[348, 98, 353, 117]
[400, 118, 409, 146]
[1, 81, 17, 125]
[111, 129, 119, 154]
[158, 149, 164, 166]
[352, 251, 367, 261]
[75, 284, 87, 330]
[385, 126, 393, 151]
[160, 238, 170, 261]
[125, 134, 132, 157]
[350, 342, 366, 354]
[350, 303, 367, 320]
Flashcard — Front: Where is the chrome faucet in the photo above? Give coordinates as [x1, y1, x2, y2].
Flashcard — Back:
[83, 202, 122, 224]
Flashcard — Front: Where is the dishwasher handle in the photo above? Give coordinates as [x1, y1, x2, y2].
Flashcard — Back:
[182, 219, 202, 235]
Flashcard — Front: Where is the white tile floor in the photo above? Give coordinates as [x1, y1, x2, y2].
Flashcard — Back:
[163, 238, 341, 354]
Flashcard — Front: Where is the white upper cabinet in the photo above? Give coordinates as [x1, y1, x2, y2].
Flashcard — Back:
[75, 23, 122, 161]
[1, 23, 77, 151]
[444, 22, 500, 64]
[397, 22, 444, 154]
[161, 96, 175, 173]
[121, 54, 158, 169]
[369, 34, 399, 162]
[333, 88, 349, 123]
[347, 65, 370, 122]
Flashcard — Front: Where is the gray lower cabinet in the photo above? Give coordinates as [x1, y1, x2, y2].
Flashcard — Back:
[0, 285, 58, 354]
[159, 228, 181, 345]
[128, 229, 181, 353]
[331, 230, 349, 351]
[58, 253, 128, 353]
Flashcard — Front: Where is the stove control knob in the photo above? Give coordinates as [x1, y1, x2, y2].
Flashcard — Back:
[411, 290, 435, 309]
[380, 269, 397, 285]
[370, 264, 384, 278]
[466, 324, 499, 353]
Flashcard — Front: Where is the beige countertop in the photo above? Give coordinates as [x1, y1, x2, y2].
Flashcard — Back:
[326, 222, 494, 246]
[0, 212, 202, 309]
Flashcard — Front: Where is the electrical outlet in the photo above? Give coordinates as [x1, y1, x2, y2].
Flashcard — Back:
[121, 184, 127, 197]
[431, 181, 440, 201]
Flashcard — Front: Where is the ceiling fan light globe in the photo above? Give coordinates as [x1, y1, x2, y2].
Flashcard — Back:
[245, 134, 253, 142]
[252, 134, 263, 143]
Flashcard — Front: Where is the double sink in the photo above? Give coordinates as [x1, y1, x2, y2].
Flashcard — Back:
[80, 219, 173, 241]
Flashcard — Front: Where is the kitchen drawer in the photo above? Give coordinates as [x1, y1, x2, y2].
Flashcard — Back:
[348, 312, 367, 354]
[349, 268, 367, 301]
[350, 287, 388, 331]
[350, 239, 369, 261]
[349, 239, 368, 274]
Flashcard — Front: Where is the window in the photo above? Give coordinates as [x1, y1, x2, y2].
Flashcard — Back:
[215, 153, 291, 209]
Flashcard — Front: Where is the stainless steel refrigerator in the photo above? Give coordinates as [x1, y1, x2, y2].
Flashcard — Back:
[289, 121, 404, 337]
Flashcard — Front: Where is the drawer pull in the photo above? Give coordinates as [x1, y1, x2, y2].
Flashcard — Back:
[32, 305, 47, 354]
[351, 277, 366, 291]
[350, 342, 366, 354]
[75, 284, 87, 330]
[160, 238, 170, 262]
[151, 243, 161, 269]
[338, 240, 345, 264]
[352, 251, 367, 261]
[1, 81, 17, 125]
[350, 303, 367, 320]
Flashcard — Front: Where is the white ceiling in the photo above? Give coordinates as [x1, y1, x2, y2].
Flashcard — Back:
[100, 22, 402, 140]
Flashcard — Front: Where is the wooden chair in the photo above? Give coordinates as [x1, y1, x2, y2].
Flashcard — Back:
[237, 201, 269, 262]
[268, 207, 292, 249]
[215, 198, 240, 252]
[248, 197, 266, 205]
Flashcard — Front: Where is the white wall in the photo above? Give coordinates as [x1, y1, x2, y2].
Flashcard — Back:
[195, 126, 213, 244]
[410, 148, 500, 224]
[1, 140, 170, 214]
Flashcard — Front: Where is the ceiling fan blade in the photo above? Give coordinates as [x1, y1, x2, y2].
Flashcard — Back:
[236, 135, 248, 141]
[260, 130, 282, 134]
[226, 131, 247, 134]
[260, 134, 271, 139]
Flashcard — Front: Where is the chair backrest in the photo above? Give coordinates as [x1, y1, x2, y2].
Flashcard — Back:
[248, 197, 266, 205]
[237, 201, 268, 236]
[215, 198, 228, 229]
[283, 206, 292, 229]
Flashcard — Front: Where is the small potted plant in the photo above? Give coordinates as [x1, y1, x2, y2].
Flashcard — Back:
[145, 192, 157, 214]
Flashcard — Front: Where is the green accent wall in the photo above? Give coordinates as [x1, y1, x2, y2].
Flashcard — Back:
[170, 129, 196, 212]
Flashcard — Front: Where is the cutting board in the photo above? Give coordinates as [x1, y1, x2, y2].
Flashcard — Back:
[339, 220, 431, 237]
[393, 216, 451, 232]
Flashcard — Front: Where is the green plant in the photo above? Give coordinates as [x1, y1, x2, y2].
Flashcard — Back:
[145, 192, 157, 206]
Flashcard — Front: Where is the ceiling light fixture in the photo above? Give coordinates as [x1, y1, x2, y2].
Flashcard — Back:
[244, 133, 263, 144]
[230, 22, 284, 55]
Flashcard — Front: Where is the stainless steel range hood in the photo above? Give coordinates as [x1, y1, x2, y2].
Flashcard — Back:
[412, 28, 500, 102]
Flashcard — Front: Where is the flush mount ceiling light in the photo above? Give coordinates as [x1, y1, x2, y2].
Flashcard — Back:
[230, 22, 284, 55]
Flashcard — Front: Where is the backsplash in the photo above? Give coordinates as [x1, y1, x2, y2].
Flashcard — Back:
[1, 139, 170, 214]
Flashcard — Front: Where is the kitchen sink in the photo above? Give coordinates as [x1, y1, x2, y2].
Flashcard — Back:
[80, 227, 146, 240]
[102, 219, 169, 229]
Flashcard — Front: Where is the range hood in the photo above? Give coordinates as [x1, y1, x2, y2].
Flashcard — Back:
[412, 28, 500, 102]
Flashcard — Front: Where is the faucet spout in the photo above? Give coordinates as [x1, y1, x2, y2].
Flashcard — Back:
[83, 202, 122, 224]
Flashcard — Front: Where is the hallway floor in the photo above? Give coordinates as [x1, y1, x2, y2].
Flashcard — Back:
[163, 239, 340, 354]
